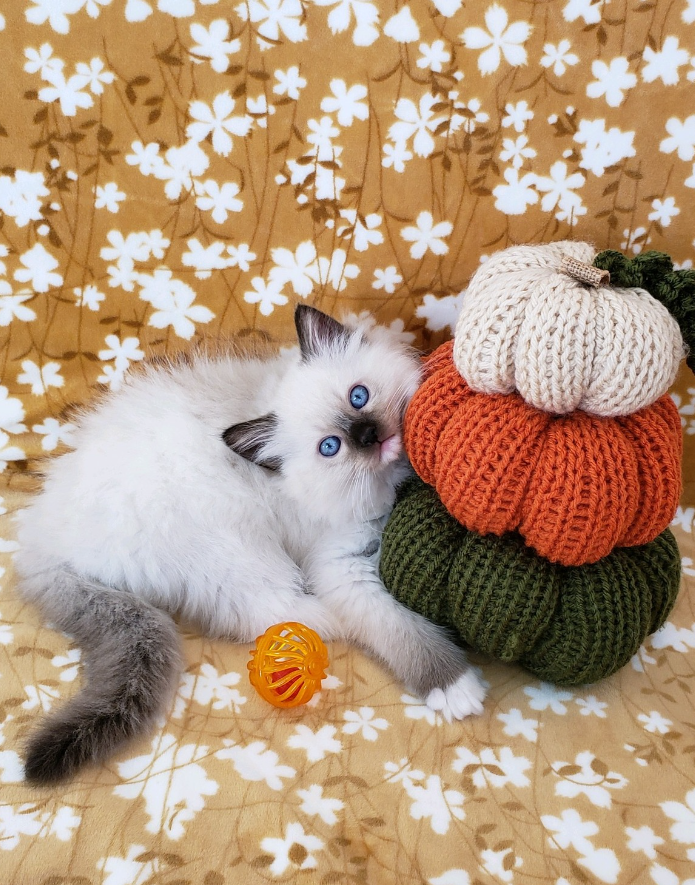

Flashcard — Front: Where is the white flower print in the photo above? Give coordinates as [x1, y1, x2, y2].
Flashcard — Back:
[24, 43, 63, 77]
[94, 182, 125, 213]
[625, 826, 664, 860]
[22, 683, 61, 712]
[25, 0, 85, 35]
[574, 118, 636, 176]
[74, 284, 105, 310]
[296, 784, 344, 826]
[497, 707, 539, 742]
[415, 291, 465, 333]
[38, 66, 93, 116]
[541, 39, 579, 76]
[661, 788, 695, 862]
[216, 739, 295, 790]
[194, 180, 243, 223]
[642, 37, 690, 85]
[586, 57, 636, 107]
[373, 266, 403, 294]
[500, 134, 536, 168]
[226, 243, 256, 272]
[501, 100, 533, 132]
[0, 612, 14, 646]
[177, 663, 247, 714]
[0, 804, 46, 851]
[0, 170, 50, 227]
[651, 621, 695, 652]
[246, 95, 275, 128]
[417, 40, 451, 72]
[389, 93, 446, 158]
[342, 707, 389, 741]
[401, 211, 453, 258]
[563, 0, 607, 24]
[404, 774, 465, 835]
[337, 210, 383, 251]
[261, 823, 323, 875]
[320, 79, 368, 127]
[660, 115, 695, 161]
[182, 239, 230, 279]
[552, 751, 627, 808]
[649, 863, 695, 885]
[575, 695, 608, 717]
[268, 241, 319, 296]
[480, 847, 521, 883]
[75, 58, 114, 94]
[0, 385, 26, 436]
[273, 66, 306, 99]
[98, 334, 144, 372]
[97, 844, 162, 885]
[429, 872, 470, 885]
[51, 648, 81, 682]
[621, 226, 650, 254]
[401, 693, 445, 726]
[244, 276, 288, 316]
[542, 809, 621, 882]
[453, 746, 531, 788]
[235, 0, 307, 48]
[638, 711, 673, 734]
[189, 19, 240, 73]
[534, 161, 586, 222]
[313, 0, 380, 47]
[287, 724, 342, 763]
[315, 249, 359, 291]
[384, 758, 425, 790]
[155, 141, 210, 200]
[32, 418, 76, 451]
[382, 141, 413, 173]
[139, 270, 214, 340]
[524, 683, 573, 714]
[187, 92, 251, 157]
[383, 6, 420, 43]
[126, 141, 166, 177]
[672, 506, 695, 533]
[0, 293, 36, 326]
[17, 360, 64, 395]
[649, 197, 680, 226]
[493, 166, 538, 215]
[14, 243, 63, 293]
[461, 4, 531, 76]
[0, 432, 26, 472]
[115, 734, 218, 839]
[449, 96, 489, 134]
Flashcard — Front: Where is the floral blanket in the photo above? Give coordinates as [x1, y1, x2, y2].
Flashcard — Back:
[1, 1, 694, 883]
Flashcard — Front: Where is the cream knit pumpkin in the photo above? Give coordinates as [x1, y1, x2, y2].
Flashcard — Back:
[452, 241, 685, 417]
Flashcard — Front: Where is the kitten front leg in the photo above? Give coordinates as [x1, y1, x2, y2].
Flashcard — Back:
[307, 544, 486, 720]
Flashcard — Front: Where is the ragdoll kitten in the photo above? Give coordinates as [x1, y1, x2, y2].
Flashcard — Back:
[14, 305, 486, 785]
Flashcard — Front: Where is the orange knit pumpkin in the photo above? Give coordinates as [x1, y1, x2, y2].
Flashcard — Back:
[405, 342, 682, 566]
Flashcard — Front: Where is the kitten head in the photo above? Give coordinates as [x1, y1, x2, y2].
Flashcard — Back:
[224, 305, 422, 524]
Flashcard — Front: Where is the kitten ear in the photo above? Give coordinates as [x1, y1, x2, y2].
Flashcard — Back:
[222, 415, 282, 471]
[295, 305, 350, 361]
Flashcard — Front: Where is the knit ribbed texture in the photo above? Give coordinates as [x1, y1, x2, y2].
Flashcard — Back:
[453, 241, 685, 417]
[594, 249, 695, 373]
[405, 341, 683, 566]
[380, 477, 682, 686]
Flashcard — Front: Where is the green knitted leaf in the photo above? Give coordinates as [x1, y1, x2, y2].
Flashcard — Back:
[594, 249, 695, 373]
[380, 477, 682, 686]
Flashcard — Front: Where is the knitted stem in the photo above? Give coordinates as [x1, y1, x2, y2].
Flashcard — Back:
[594, 249, 695, 373]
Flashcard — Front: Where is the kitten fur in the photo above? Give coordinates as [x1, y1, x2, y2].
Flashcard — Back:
[14, 306, 486, 784]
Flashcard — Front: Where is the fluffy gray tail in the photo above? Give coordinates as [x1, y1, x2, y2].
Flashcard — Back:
[21, 569, 182, 785]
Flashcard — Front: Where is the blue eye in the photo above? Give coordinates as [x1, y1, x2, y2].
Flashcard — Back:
[319, 436, 341, 457]
[350, 384, 370, 409]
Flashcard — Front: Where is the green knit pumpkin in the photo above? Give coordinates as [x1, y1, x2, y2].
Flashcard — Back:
[594, 249, 695, 374]
[380, 477, 681, 686]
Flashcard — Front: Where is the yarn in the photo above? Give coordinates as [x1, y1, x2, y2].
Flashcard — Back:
[405, 341, 682, 566]
[379, 477, 681, 686]
[453, 241, 685, 416]
[594, 249, 695, 373]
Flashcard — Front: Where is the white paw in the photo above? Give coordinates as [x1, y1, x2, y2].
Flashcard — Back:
[426, 668, 488, 722]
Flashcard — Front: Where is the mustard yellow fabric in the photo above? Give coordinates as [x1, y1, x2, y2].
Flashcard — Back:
[1, 1, 694, 883]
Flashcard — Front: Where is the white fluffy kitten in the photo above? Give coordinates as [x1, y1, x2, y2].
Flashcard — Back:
[14, 306, 486, 784]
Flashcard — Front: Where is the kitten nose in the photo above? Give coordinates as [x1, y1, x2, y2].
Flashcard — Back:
[350, 419, 379, 448]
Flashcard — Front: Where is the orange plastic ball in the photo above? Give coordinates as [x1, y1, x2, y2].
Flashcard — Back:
[248, 622, 329, 708]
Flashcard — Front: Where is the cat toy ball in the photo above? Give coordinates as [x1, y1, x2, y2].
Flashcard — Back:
[248, 622, 329, 708]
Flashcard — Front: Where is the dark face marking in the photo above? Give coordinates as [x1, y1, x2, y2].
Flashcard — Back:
[294, 305, 351, 362]
[349, 418, 380, 449]
[222, 414, 282, 471]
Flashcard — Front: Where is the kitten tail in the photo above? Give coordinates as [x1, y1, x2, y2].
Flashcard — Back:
[21, 569, 182, 785]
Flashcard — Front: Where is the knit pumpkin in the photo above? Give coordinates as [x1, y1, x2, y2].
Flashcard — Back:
[405, 341, 682, 566]
[593, 249, 695, 374]
[379, 477, 681, 686]
[453, 241, 685, 417]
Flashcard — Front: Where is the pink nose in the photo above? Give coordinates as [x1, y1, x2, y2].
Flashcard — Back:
[379, 434, 402, 464]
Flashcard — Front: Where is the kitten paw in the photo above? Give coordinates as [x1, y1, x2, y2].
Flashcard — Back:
[426, 668, 487, 722]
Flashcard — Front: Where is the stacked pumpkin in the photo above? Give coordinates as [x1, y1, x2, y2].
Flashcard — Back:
[380, 241, 687, 685]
